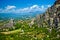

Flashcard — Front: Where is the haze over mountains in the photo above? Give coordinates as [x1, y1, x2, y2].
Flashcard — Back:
[0, 0, 56, 20]
[0, 5, 51, 20]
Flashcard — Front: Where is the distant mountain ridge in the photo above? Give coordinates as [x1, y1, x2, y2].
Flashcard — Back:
[0, 11, 43, 20]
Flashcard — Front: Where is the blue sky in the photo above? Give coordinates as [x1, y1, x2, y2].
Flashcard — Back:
[0, 0, 56, 13]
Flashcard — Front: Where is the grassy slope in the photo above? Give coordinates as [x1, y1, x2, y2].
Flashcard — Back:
[0, 28, 21, 34]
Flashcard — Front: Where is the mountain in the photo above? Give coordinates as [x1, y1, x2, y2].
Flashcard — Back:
[36, 0, 60, 28]
[0, 11, 43, 20]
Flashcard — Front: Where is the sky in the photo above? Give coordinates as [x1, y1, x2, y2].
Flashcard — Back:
[0, 0, 56, 13]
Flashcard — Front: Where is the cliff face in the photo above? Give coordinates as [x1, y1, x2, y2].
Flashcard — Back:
[36, 0, 60, 28]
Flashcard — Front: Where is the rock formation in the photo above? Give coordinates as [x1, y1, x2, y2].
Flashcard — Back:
[36, 0, 60, 28]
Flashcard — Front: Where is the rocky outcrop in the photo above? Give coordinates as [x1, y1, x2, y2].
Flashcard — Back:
[36, 0, 60, 28]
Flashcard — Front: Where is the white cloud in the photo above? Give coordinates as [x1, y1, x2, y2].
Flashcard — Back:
[47, 5, 51, 7]
[5, 5, 16, 10]
[0, 5, 50, 13]
[30, 5, 39, 9]
[41, 5, 44, 9]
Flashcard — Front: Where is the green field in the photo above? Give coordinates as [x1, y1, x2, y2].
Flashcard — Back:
[0, 20, 60, 40]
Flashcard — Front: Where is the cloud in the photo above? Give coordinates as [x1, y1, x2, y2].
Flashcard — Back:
[30, 5, 39, 9]
[0, 5, 50, 13]
[47, 5, 51, 7]
[5, 5, 16, 10]
[0, 5, 16, 13]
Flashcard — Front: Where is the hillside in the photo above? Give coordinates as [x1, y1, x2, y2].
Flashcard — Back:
[0, 0, 60, 40]
[36, 0, 60, 29]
